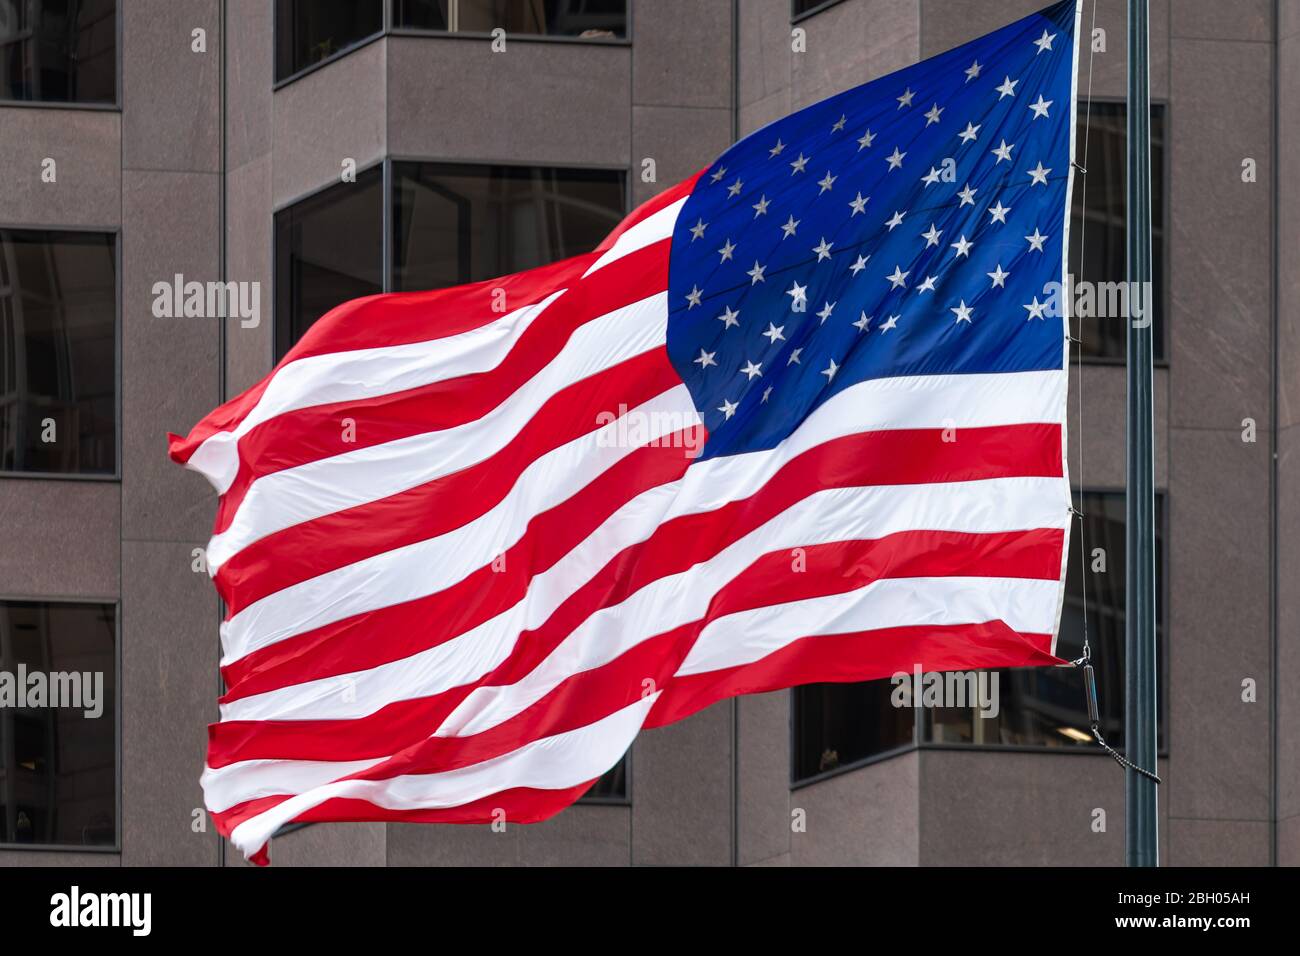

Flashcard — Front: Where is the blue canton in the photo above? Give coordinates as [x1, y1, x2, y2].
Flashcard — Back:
[667, 0, 1078, 460]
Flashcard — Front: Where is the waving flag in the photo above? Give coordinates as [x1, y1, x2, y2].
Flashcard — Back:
[170, 0, 1080, 863]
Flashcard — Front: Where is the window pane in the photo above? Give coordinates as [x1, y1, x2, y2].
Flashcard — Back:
[792, 1, 832, 16]
[392, 162, 625, 291]
[392, 0, 627, 38]
[0, 600, 116, 848]
[0, 0, 116, 104]
[922, 492, 1166, 751]
[793, 680, 913, 783]
[274, 166, 383, 359]
[0, 229, 116, 475]
[580, 753, 626, 801]
[274, 0, 383, 81]
[1070, 103, 1166, 361]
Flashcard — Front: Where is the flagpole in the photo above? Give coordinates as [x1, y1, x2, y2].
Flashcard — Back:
[1125, 0, 1159, 867]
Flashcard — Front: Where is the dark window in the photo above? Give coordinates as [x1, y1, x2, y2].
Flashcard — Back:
[392, 162, 625, 291]
[1071, 103, 1166, 361]
[923, 492, 1166, 751]
[0, 229, 116, 475]
[0, 600, 116, 849]
[274, 0, 384, 82]
[792, 0, 839, 17]
[793, 680, 913, 783]
[273, 165, 383, 359]
[392, 0, 627, 38]
[0, 0, 116, 104]
[580, 752, 626, 802]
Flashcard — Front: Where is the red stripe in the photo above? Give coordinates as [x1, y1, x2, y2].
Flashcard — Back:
[645, 621, 1059, 729]
[208, 527, 1063, 768]
[218, 433, 701, 700]
[170, 175, 696, 467]
[210, 242, 670, 535]
[215, 349, 681, 613]
[220, 421, 1062, 708]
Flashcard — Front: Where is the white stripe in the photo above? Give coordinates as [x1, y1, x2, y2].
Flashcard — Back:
[676, 576, 1059, 676]
[203, 755, 384, 814]
[186, 291, 565, 494]
[220, 369, 1063, 666]
[224, 693, 658, 859]
[219, 385, 702, 665]
[207, 291, 669, 571]
[583, 197, 685, 278]
[435, 486, 1066, 737]
[221, 476, 1066, 724]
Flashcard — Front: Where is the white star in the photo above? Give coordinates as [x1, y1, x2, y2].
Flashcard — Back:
[1024, 296, 1048, 320]
[996, 75, 1019, 99]
[885, 210, 906, 231]
[694, 348, 717, 369]
[921, 166, 942, 187]
[816, 302, 836, 325]
[924, 103, 944, 126]
[787, 348, 802, 365]
[965, 60, 982, 82]
[880, 314, 900, 333]
[951, 300, 974, 324]
[951, 234, 973, 258]
[1034, 28, 1057, 54]
[958, 121, 981, 144]
[831, 113, 847, 132]
[886, 147, 906, 171]
[849, 254, 870, 275]
[727, 178, 744, 198]
[817, 170, 837, 193]
[1027, 161, 1051, 186]
[785, 281, 807, 308]
[897, 87, 915, 108]
[780, 215, 800, 239]
[747, 261, 767, 283]
[689, 218, 707, 241]
[790, 153, 809, 174]
[921, 223, 943, 247]
[709, 166, 727, 183]
[763, 322, 786, 344]
[992, 139, 1015, 163]
[857, 128, 876, 150]
[987, 263, 1010, 288]
[752, 194, 771, 216]
[718, 398, 738, 419]
[769, 139, 785, 158]
[887, 265, 909, 289]
[761, 385, 773, 403]
[717, 305, 740, 329]
[740, 360, 763, 380]
[821, 359, 839, 382]
[1029, 94, 1053, 120]
[1025, 228, 1048, 252]
[685, 285, 703, 308]
[854, 312, 872, 332]
[848, 192, 869, 216]
[812, 237, 834, 261]
[916, 275, 937, 295]
[988, 200, 1011, 224]
[957, 183, 977, 206]
[717, 238, 735, 262]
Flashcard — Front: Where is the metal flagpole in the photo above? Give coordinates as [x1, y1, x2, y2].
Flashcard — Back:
[1125, 0, 1159, 867]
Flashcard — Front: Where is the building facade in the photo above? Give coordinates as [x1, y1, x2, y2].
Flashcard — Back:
[0, 0, 1296, 866]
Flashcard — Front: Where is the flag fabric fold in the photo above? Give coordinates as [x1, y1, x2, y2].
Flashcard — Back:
[169, 0, 1081, 863]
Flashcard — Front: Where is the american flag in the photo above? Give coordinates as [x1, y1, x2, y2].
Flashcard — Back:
[170, 0, 1079, 863]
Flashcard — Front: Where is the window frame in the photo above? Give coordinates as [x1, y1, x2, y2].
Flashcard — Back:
[0, 222, 122, 482]
[0, 596, 121, 854]
[790, 0, 849, 24]
[1070, 98, 1171, 367]
[273, 0, 632, 90]
[0, 0, 122, 110]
